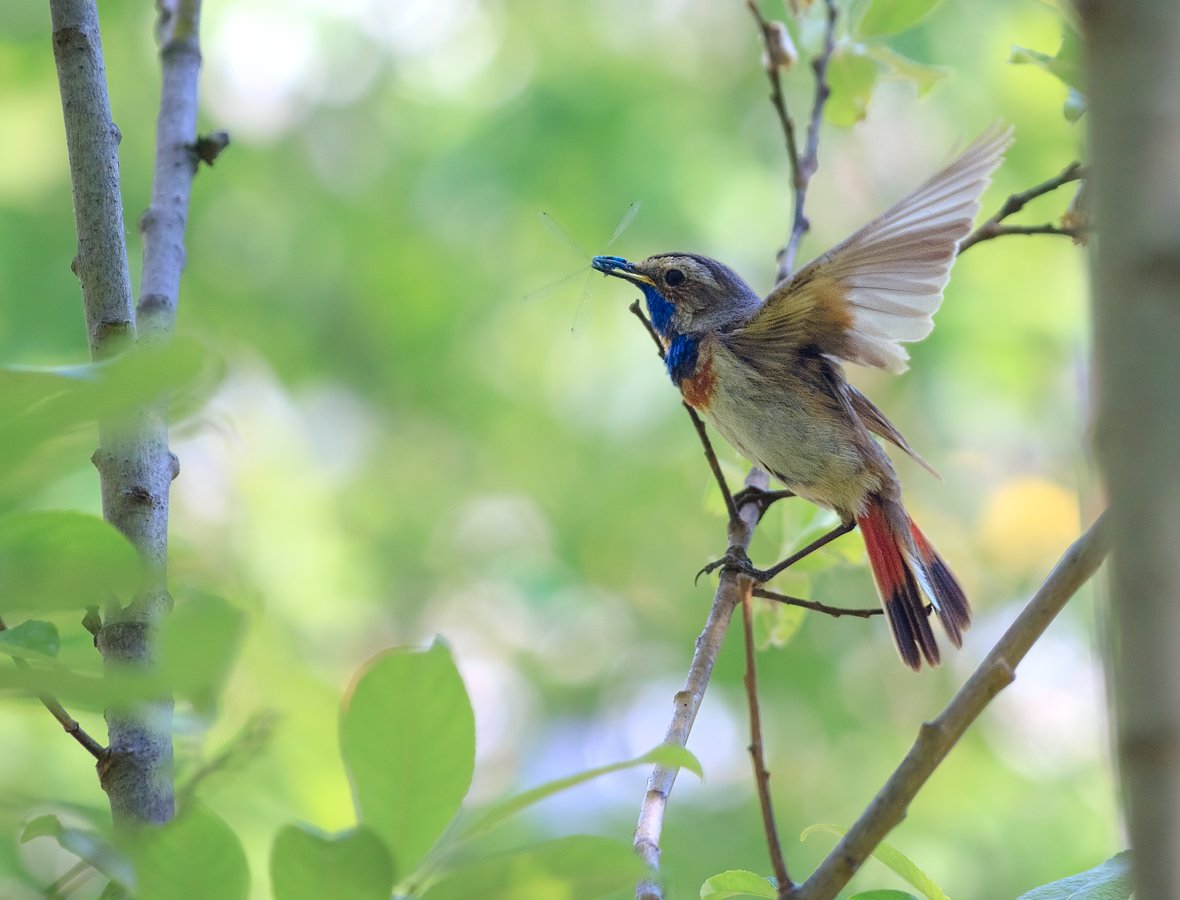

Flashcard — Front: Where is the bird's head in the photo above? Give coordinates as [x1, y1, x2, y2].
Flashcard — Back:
[591, 253, 762, 339]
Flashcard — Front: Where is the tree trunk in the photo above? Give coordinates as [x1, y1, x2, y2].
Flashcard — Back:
[1082, 1, 1180, 895]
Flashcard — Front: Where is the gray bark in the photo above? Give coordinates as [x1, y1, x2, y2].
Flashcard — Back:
[50, 0, 203, 827]
[1081, 0, 1180, 895]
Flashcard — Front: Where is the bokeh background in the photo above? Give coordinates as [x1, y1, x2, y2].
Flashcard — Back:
[0, 0, 1111, 897]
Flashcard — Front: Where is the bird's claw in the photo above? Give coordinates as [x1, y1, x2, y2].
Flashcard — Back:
[695, 548, 765, 584]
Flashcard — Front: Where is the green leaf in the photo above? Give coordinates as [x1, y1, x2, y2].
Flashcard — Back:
[420, 835, 647, 900]
[271, 824, 395, 900]
[0, 511, 140, 611]
[1017, 851, 1132, 900]
[162, 594, 244, 712]
[0, 661, 162, 709]
[864, 45, 949, 96]
[850, 892, 920, 900]
[20, 814, 134, 887]
[462, 743, 703, 838]
[856, 0, 941, 38]
[825, 47, 879, 127]
[0, 619, 59, 657]
[130, 803, 249, 900]
[340, 641, 475, 876]
[766, 601, 806, 649]
[700, 868, 778, 898]
[0, 338, 219, 483]
[1009, 28, 1082, 91]
[20, 814, 64, 842]
[0, 365, 92, 421]
[801, 824, 948, 900]
[776, 504, 857, 572]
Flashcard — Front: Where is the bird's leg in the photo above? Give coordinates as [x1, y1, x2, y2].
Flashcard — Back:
[731, 486, 795, 518]
[753, 520, 856, 581]
[697, 520, 856, 584]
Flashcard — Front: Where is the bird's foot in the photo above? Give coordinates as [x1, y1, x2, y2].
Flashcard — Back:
[695, 547, 770, 584]
[731, 486, 795, 518]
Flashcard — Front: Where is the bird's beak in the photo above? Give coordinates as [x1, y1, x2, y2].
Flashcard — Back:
[591, 255, 657, 288]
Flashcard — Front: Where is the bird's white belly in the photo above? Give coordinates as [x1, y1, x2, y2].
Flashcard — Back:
[700, 360, 876, 514]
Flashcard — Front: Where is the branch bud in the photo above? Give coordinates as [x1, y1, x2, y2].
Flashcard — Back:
[762, 21, 798, 72]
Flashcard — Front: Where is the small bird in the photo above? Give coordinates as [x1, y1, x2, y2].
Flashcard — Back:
[593, 126, 1010, 670]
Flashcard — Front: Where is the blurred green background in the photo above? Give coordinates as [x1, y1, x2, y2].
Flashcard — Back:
[0, 0, 1111, 897]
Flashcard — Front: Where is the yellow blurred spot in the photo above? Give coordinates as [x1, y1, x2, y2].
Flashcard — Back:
[979, 477, 1080, 572]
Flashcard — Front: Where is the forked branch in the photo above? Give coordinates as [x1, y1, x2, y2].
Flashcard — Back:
[797, 514, 1110, 898]
[959, 161, 1086, 253]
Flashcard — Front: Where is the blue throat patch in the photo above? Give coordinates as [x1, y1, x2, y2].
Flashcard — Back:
[641, 284, 675, 338]
[640, 284, 698, 383]
[665, 333, 700, 384]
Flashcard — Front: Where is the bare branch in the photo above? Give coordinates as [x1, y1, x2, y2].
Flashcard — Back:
[635, 470, 769, 900]
[797, 514, 1111, 899]
[630, 301, 740, 523]
[0, 615, 106, 760]
[50, 0, 136, 359]
[633, 9, 842, 895]
[780, 0, 837, 280]
[50, 0, 207, 826]
[138, 0, 206, 341]
[747, 2, 802, 191]
[739, 591, 794, 895]
[753, 587, 884, 619]
[958, 161, 1086, 254]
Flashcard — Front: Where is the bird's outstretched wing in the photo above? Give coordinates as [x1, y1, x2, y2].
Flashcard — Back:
[727, 124, 1011, 374]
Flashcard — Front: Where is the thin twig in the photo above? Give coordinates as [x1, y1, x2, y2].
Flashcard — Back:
[0, 615, 106, 760]
[740, 590, 794, 896]
[753, 588, 883, 619]
[635, 470, 769, 900]
[137, 0, 207, 341]
[958, 161, 1086, 254]
[767, 0, 838, 281]
[633, 8, 841, 895]
[797, 514, 1111, 899]
[630, 301, 740, 522]
[747, 2, 802, 188]
[175, 710, 278, 808]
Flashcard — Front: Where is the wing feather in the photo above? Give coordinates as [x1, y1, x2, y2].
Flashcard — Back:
[732, 124, 1011, 374]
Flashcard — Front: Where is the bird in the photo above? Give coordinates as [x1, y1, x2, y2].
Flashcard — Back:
[592, 125, 1011, 670]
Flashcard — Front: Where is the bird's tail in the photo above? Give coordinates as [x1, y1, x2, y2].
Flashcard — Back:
[856, 496, 971, 671]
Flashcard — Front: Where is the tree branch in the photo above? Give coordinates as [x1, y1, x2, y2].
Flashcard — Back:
[1083, 1, 1180, 892]
[0, 615, 105, 760]
[50, 0, 135, 359]
[958, 161, 1086, 254]
[635, 470, 769, 900]
[739, 591, 793, 896]
[752, 588, 884, 619]
[633, 8, 841, 895]
[630, 300, 740, 523]
[137, 0, 204, 342]
[50, 0, 206, 826]
[797, 514, 1111, 899]
[748, 0, 838, 281]
[747, 2, 802, 196]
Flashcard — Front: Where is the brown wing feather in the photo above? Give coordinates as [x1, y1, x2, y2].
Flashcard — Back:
[729, 125, 1011, 373]
[847, 386, 940, 478]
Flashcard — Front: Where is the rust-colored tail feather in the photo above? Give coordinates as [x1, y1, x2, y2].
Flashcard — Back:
[857, 497, 970, 671]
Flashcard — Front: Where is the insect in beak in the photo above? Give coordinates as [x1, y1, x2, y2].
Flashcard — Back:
[591, 255, 657, 287]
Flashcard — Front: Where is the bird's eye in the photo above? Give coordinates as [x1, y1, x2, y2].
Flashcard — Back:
[664, 268, 686, 287]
